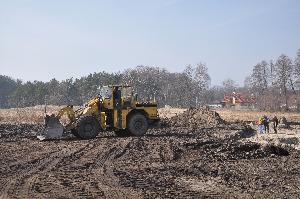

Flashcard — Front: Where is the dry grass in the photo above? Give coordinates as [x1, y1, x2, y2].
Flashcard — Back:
[159, 107, 300, 123]
[1, 106, 300, 124]
[0, 105, 62, 124]
[0, 106, 184, 123]
[216, 109, 300, 123]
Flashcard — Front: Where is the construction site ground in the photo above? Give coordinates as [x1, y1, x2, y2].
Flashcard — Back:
[0, 107, 300, 198]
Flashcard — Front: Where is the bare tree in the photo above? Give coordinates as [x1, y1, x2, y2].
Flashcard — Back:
[222, 78, 238, 93]
[122, 66, 165, 102]
[244, 76, 251, 89]
[250, 61, 270, 93]
[195, 63, 211, 90]
[294, 49, 300, 88]
[248, 61, 271, 109]
[293, 49, 300, 110]
[274, 54, 293, 110]
[184, 63, 211, 106]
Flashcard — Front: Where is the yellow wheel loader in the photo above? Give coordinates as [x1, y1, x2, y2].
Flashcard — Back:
[37, 85, 159, 140]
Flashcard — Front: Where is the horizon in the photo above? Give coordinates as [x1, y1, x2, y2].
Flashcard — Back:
[1, 0, 300, 86]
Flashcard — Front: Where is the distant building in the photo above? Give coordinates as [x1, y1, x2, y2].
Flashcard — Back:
[207, 104, 222, 109]
[222, 92, 256, 108]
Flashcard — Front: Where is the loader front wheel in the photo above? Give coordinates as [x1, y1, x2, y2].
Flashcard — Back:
[76, 116, 100, 139]
[127, 113, 148, 136]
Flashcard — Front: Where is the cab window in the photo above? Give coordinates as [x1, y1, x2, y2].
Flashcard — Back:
[122, 87, 132, 99]
[99, 86, 112, 98]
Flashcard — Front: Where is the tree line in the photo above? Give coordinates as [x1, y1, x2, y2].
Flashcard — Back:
[0, 63, 212, 108]
[245, 49, 300, 111]
[1, 48, 299, 110]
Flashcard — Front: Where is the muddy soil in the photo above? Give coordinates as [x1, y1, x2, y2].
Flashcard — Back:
[1, 107, 300, 198]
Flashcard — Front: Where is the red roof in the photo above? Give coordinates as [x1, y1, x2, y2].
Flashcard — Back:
[223, 92, 256, 104]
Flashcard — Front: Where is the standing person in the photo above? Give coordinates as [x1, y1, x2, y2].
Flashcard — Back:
[272, 116, 279, 133]
[113, 87, 121, 108]
[263, 115, 270, 133]
[257, 116, 264, 134]
[113, 86, 122, 128]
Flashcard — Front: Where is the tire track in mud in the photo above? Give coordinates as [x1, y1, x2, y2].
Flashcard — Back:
[40, 141, 110, 198]
[1, 149, 64, 199]
[18, 174, 38, 199]
[83, 138, 141, 198]
[0, 141, 98, 199]
[4, 137, 137, 199]
[31, 141, 104, 199]
[90, 140, 131, 169]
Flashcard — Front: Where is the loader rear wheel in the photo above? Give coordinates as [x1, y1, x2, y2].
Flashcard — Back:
[76, 115, 100, 139]
[128, 113, 148, 136]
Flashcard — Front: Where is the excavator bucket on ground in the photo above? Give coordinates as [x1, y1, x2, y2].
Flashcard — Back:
[37, 114, 64, 140]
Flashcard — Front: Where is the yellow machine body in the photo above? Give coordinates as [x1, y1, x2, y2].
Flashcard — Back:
[38, 85, 159, 140]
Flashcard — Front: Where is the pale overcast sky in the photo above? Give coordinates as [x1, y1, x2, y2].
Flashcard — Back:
[1, 0, 300, 85]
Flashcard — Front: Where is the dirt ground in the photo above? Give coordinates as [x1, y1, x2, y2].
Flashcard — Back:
[1, 108, 300, 198]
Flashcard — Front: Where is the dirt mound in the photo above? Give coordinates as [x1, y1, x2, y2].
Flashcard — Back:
[167, 107, 225, 128]
[175, 138, 291, 162]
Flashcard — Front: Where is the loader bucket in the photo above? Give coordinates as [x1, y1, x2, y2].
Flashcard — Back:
[37, 114, 64, 140]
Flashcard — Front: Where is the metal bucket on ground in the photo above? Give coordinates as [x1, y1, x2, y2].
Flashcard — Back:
[37, 114, 64, 140]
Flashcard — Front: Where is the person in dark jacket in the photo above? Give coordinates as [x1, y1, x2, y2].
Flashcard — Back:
[113, 87, 121, 108]
[272, 116, 279, 133]
[263, 115, 270, 133]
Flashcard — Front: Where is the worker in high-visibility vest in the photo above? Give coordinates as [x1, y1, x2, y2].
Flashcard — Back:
[257, 116, 264, 134]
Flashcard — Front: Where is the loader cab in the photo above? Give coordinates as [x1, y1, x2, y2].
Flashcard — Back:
[99, 85, 134, 129]
[120, 86, 135, 108]
[99, 86, 113, 99]
[99, 86, 114, 109]
[99, 85, 135, 109]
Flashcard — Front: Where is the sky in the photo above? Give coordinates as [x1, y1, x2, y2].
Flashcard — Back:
[1, 0, 300, 86]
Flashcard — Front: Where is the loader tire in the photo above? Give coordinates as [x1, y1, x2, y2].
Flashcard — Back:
[114, 129, 131, 137]
[76, 115, 100, 139]
[127, 113, 148, 136]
